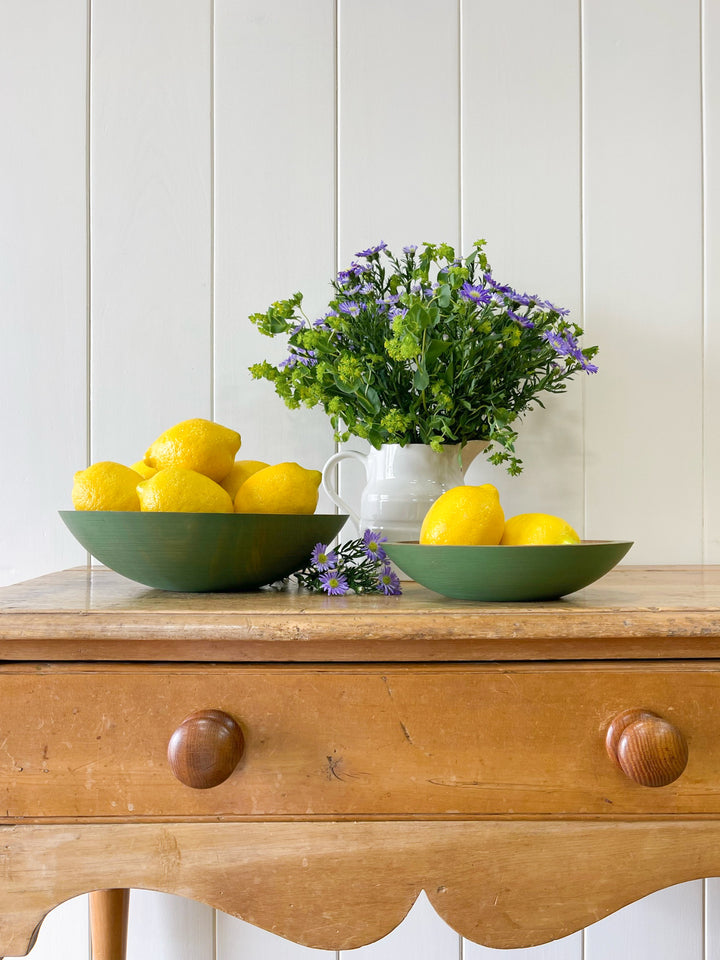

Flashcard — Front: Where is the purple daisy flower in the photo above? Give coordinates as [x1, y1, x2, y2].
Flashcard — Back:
[279, 347, 317, 369]
[377, 565, 401, 596]
[311, 543, 338, 572]
[539, 298, 571, 316]
[507, 309, 534, 329]
[483, 274, 515, 296]
[356, 242, 388, 257]
[350, 261, 370, 276]
[363, 529, 387, 561]
[510, 291, 534, 306]
[459, 281, 492, 304]
[543, 329, 596, 372]
[319, 570, 349, 596]
[402, 244, 418, 255]
[338, 301, 361, 317]
[543, 329, 573, 356]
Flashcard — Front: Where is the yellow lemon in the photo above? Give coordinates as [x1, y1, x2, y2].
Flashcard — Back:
[234, 462, 322, 515]
[137, 467, 233, 513]
[144, 418, 241, 483]
[501, 513, 580, 545]
[130, 460, 157, 480]
[220, 460, 270, 500]
[419, 484, 505, 546]
[72, 462, 143, 511]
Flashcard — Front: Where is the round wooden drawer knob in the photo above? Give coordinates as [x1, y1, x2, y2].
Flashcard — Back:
[168, 710, 245, 789]
[605, 708, 688, 787]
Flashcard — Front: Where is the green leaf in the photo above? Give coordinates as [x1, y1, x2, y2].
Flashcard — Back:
[268, 316, 291, 334]
[424, 338, 452, 364]
[413, 366, 430, 391]
[423, 305, 440, 328]
[363, 384, 382, 412]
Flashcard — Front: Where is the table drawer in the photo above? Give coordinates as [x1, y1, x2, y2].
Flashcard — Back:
[1, 663, 718, 820]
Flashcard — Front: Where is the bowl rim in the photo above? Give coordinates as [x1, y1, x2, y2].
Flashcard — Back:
[385, 539, 634, 549]
[59, 510, 347, 520]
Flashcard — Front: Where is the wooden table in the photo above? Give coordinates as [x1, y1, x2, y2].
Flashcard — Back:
[2, 565, 720, 958]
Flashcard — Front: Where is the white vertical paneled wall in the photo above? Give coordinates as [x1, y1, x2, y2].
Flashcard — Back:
[1, 0, 716, 958]
[90, 0, 214, 462]
[338, 0, 460, 254]
[90, 1, 218, 955]
[213, 0, 336, 499]
[0, 1, 88, 585]
[335, 0, 461, 531]
[582, 0, 704, 560]
[461, 0, 584, 523]
[705, 0, 720, 564]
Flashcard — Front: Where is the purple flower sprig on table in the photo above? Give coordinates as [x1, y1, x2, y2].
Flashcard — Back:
[294, 530, 402, 596]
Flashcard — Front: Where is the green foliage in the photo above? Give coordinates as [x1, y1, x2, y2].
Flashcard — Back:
[249, 240, 598, 474]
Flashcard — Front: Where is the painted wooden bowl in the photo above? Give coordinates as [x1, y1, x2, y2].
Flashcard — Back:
[383, 540, 634, 601]
[59, 511, 348, 592]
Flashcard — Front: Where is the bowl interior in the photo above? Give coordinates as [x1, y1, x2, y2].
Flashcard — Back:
[60, 511, 348, 592]
[384, 540, 634, 601]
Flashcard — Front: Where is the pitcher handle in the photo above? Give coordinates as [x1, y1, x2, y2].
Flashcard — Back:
[321, 450, 367, 528]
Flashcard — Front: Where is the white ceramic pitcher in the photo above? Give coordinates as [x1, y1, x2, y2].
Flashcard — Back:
[321, 441, 487, 543]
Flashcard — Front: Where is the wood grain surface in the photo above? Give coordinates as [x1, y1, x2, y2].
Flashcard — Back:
[167, 709, 246, 789]
[1, 662, 719, 820]
[606, 709, 689, 788]
[88, 889, 129, 960]
[1, 565, 720, 957]
[2, 819, 720, 955]
[1, 565, 720, 662]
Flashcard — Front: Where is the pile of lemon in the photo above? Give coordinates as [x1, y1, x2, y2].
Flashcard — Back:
[419, 484, 580, 547]
[72, 418, 322, 515]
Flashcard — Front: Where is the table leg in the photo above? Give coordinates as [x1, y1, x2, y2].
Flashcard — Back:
[89, 889, 129, 960]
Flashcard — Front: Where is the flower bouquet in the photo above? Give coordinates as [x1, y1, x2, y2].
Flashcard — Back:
[250, 240, 597, 474]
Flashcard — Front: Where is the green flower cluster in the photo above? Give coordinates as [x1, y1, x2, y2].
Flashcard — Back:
[249, 240, 598, 474]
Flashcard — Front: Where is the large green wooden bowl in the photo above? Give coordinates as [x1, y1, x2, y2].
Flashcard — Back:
[60, 511, 348, 592]
[384, 540, 634, 601]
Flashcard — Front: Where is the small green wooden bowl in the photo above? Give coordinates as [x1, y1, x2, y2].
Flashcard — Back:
[384, 540, 634, 601]
[60, 511, 348, 592]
